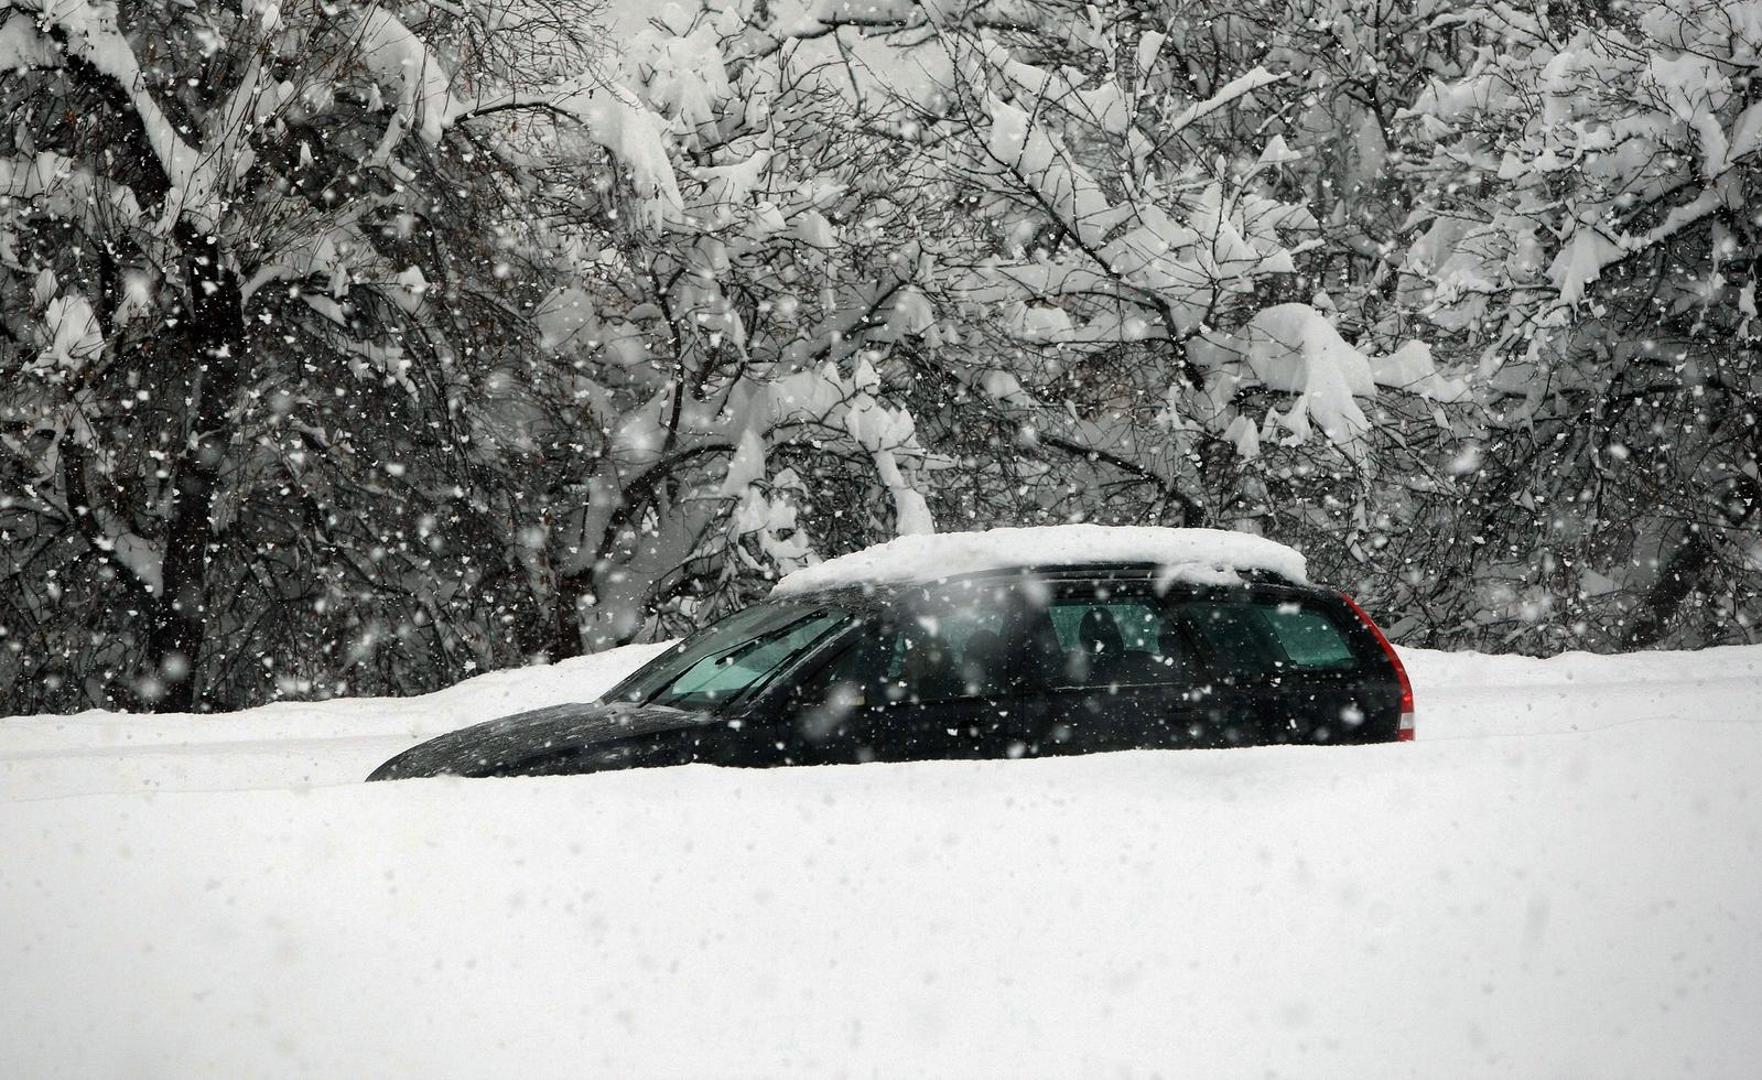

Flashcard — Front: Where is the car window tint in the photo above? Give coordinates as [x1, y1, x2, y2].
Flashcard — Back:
[609, 604, 847, 708]
[874, 581, 1201, 701]
[1047, 601, 1160, 652]
[1171, 601, 1286, 680]
[1173, 598, 1360, 679]
[1041, 596, 1196, 690]
[883, 586, 1014, 703]
[1263, 604, 1358, 670]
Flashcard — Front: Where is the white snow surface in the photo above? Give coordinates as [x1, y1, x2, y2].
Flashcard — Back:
[4, 642, 1762, 1078]
[0, 642, 670, 798]
[772, 524, 1309, 596]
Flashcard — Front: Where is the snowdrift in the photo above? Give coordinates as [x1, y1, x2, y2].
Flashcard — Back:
[4, 644, 1761, 1078]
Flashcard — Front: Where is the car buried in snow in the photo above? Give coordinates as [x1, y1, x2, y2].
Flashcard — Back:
[367, 525, 1414, 781]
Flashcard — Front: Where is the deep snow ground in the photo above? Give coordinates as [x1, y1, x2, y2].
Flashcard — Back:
[3, 644, 1761, 1078]
[0, 642, 670, 800]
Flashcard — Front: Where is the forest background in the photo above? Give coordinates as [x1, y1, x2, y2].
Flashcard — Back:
[3, 0, 1758, 712]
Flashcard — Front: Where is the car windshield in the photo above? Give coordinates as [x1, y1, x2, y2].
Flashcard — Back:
[606, 602, 851, 710]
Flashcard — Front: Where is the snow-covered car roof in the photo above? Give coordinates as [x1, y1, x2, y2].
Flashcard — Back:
[771, 525, 1308, 597]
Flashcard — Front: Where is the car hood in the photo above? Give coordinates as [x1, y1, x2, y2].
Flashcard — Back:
[366, 700, 712, 780]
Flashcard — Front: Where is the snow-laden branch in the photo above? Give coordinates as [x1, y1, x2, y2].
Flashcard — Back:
[1160, 68, 1290, 142]
[0, 151, 145, 240]
[14, 0, 222, 232]
[13, 0, 685, 234]
[447, 78, 683, 225]
[341, 6, 685, 225]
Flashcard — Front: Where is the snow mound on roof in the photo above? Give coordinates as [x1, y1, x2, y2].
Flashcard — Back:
[772, 525, 1307, 595]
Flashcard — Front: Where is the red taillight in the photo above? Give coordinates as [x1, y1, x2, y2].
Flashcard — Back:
[1339, 592, 1415, 741]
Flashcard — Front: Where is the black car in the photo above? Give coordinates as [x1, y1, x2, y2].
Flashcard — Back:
[368, 555, 1414, 781]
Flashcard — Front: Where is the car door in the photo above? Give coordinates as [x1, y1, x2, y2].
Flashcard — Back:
[1026, 584, 1218, 755]
[769, 653, 1028, 765]
[765, 587, 1045, 763]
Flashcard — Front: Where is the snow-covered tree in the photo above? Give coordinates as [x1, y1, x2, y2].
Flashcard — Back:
[0, 0, 655, 709]
[743, 1, 1466, 549]
[1398, 0, 1762, 647]
[0, 0, 946, 709]
[6, 0, 1757, 716]
[504, 4, 949, 654]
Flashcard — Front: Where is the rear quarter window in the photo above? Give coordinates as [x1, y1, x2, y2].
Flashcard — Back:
[1263, 603, 1358, 670]
[1174, 597, 1361, 680]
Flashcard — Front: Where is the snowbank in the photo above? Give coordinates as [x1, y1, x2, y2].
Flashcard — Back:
[773, 524, 1308, 595]
[1396, 643, 1762, 739]
[1400, 641, 1762, 689]
[0, 642, 667, 798]
[3, 644, 1761, 1078]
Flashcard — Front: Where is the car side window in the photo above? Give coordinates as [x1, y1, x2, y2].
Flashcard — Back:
[1040, 595, 1198, 689]
[1171, 597, 1361, 680]
[884, 610, 1009, 702]
[785, 589, 1368, 706]
[1171, 601, 1283, 681]
[1262, 603, 1358, 670]
[875, 582, 1205, 701]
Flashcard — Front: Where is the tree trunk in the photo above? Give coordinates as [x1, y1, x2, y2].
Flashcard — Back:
[144, 232, 246, 712]
[550, 573, 589, 660]
[1621, 526, 1713, 650]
